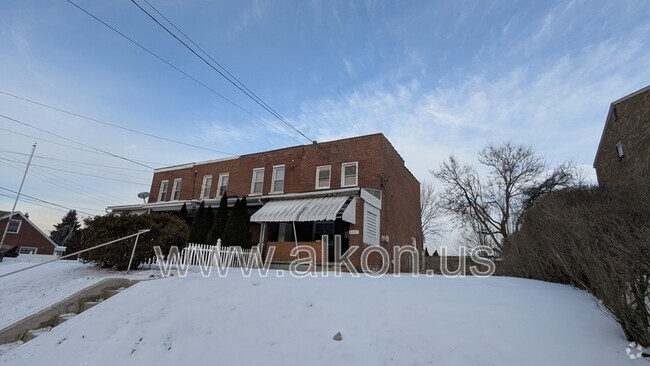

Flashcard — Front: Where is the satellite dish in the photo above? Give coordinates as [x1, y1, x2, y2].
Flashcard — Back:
[137, 192, 150, 203]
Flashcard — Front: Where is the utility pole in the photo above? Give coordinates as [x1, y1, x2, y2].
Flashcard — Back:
[0, 143, 37, 259]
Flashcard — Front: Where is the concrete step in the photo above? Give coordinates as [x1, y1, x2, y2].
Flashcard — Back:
[79, 300, 102, 313]
[0, 340, 24, 356]
[22, 327, 51, 342]
[54, 312, 78, 326]
[0, 278, 138, 347]
[101, 288, 124, 299]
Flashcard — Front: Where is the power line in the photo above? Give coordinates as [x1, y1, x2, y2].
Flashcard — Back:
[0, 90, 238, 157]
[131, 0, 314, 143]
[65, 0, 300, 142]
[0, 150, 150, 172]
[0, 113, 153, 169]
[0, 127, 169, 166]
[0, 158, 123, 206]
[0, 152, 149, 181]
[0, 126, 101, 155]
[0, 157, 149, 186]
[0, 192, 70, 215]
[0, 187, 101, 216]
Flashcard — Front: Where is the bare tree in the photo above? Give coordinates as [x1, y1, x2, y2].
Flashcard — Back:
[420, 180, 444, 245]
[433, 141, 576, 252]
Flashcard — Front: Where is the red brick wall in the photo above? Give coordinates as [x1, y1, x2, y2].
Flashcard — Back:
[0, 215, 55, 255]
[264, 241, 325, 263]
[149, 134, 385, 202]
[595, 88, 650, 185]
[379, 136, 422, 271]
[148, 133, 421, 272]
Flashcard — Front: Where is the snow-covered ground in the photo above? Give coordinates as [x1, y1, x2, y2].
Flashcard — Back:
[0, 264, 642, 365]
[0, 260, 158, 329]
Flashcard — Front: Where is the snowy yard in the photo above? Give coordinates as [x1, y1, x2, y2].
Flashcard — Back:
[0, 260, 158, 329]
[0, 263, 641, 365]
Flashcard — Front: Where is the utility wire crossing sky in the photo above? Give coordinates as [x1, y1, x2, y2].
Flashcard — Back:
[1, 0, 649, 241]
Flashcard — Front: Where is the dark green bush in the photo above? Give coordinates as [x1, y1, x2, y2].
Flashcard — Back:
[80, 212, 189, 270]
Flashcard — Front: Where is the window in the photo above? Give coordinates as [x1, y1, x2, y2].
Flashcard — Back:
[615, 141, 624, 159]
[158, 180, 169, 201]
[7, 219, 21, 234]
[316, 165, 331, 189]
[341, 162, 358, 187]
[19, 246, 37, 255]
[218, 173, 229, 196]
[271, 165, 285, 193]
[172, 178, 182, 200]
[251, 168, 265, 195]
[200, 175, 212, 199]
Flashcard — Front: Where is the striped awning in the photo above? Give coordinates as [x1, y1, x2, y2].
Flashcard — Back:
[250, 196, 355, 223]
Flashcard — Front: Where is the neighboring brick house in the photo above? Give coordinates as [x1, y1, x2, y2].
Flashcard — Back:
[109, 133, 422, 271]
[0, 211, 58, 255]
[594, 85, 650, 185]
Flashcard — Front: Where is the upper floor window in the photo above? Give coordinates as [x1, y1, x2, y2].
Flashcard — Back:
[200, 175, 212, 199]
[218, 173, 229, 196]
[251, 168, 265, 195]
[271, 165, 285, 193]
[615, 141, 624, 159]
[158, 180, 169, 201]
[172, 178, 182, 200]
[341, 162, 358, 187]
[316, 165, 331, 189]
[7, 219, 21, 234]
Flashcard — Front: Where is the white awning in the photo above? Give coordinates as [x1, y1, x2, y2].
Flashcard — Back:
[250, 196, 355, 223]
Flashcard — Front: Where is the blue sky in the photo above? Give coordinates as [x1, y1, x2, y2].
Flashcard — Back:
[1, 0, 650, 238]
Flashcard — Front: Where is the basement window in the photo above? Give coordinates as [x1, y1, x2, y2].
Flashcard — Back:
[19, 246, 37, 255]
[615, 141, 624, 159]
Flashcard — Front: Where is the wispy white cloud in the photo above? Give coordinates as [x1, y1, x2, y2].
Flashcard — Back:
[522, 0, 584, 54]
[297, 21, 650, 184]
[227, 0, 266, 37]
[342, 58, 355, 77]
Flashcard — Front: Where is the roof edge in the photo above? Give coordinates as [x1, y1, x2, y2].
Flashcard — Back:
[593, 85, 650, 167]
[0, 211, 57, 248]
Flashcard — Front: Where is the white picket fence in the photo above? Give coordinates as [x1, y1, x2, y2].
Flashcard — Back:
[146, 240, 258, 268]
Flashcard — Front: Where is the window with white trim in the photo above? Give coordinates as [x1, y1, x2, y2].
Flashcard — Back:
[316, 165, 331, 189]
[19, 246, 37, 255]
[271, 165, 285, 193]
[7, 219, 21, 234]
[200, 175, 212, 199]
[341, 162, 358, 187]
[251, 168, 265, 195]
[158, 180, 169, 201]
[172, 178, 182, 200]
[218, 173, 229, 196]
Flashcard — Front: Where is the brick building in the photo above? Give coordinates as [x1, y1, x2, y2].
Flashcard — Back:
[0, 211, 58, 255]
[594, 85, 650, 185]
[109, 133, 422, 271]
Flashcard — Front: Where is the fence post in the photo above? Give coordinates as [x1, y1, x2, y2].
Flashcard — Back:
[126, 229, 148, 274]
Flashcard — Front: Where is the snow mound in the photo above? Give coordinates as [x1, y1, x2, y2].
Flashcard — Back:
[0, 271, 637, 365]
